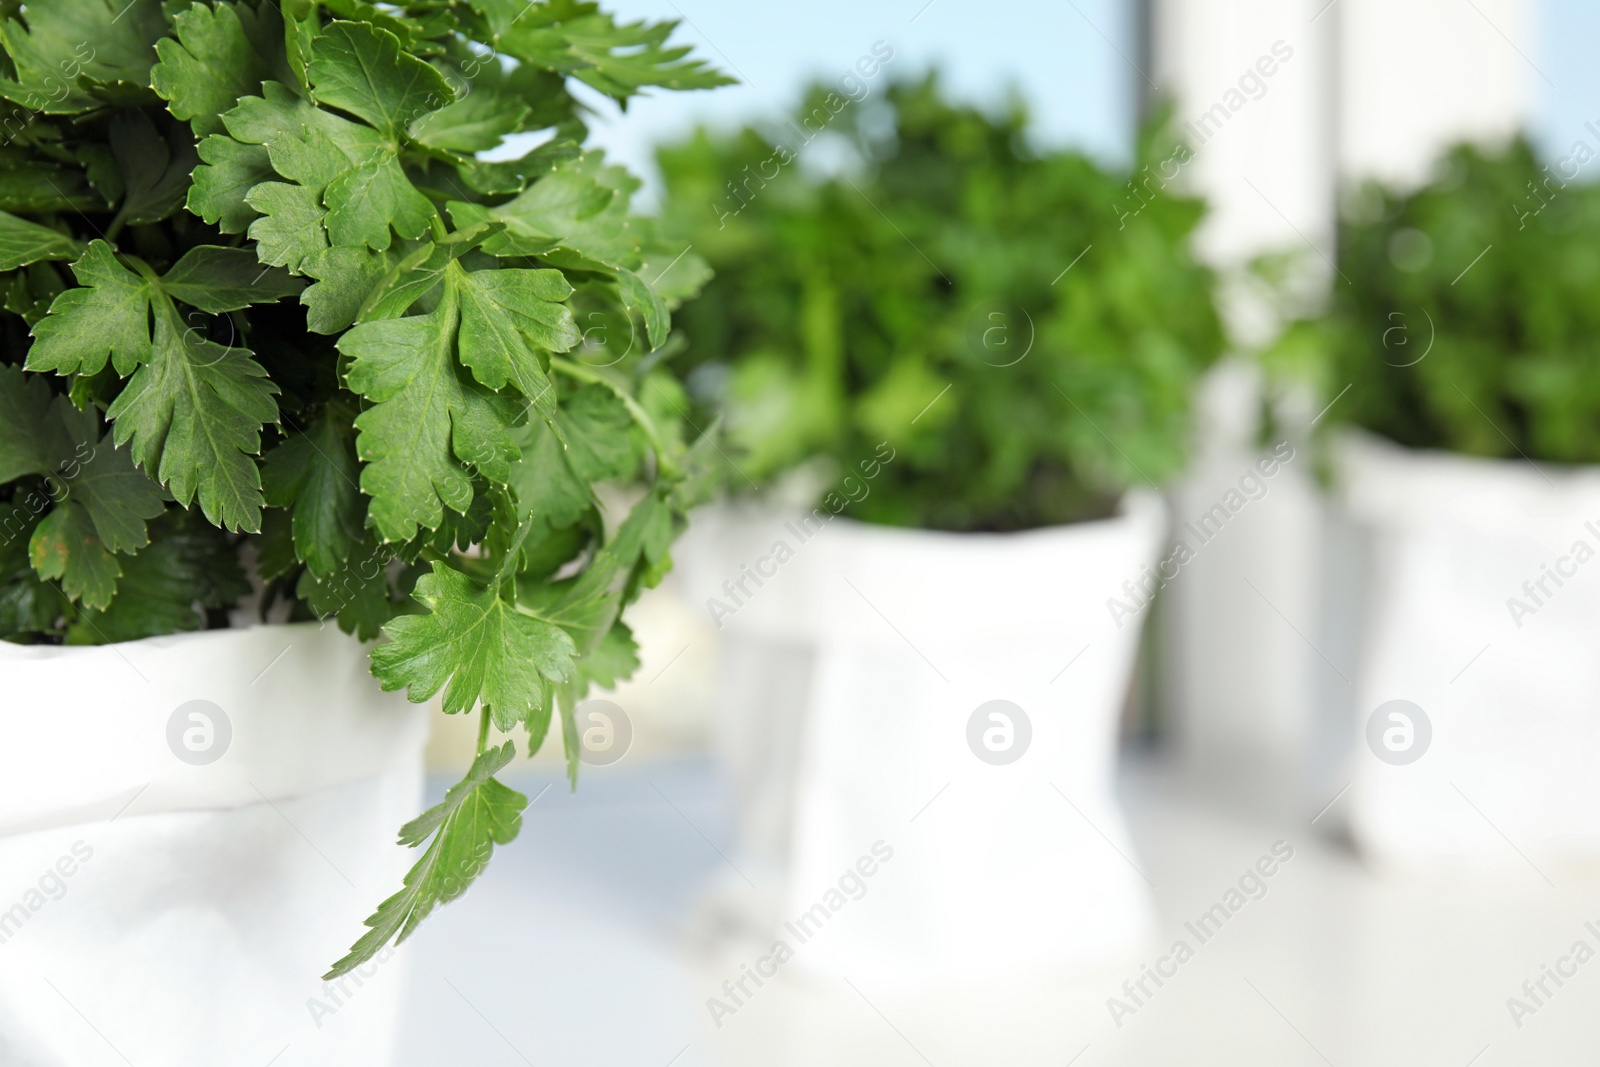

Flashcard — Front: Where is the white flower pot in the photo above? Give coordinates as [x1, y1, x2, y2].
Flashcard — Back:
[1338, 433, 1600, 876]
[677, 492, 1166, 987]
[0, 623, 429, 1067]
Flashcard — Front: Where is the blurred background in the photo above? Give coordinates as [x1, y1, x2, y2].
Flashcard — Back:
[401, 1, 1600, 1063]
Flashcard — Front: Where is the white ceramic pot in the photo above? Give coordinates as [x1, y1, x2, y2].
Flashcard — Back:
[1338, 433, 1600, 877]
[0, 623, 429, 1067]
[678, 491, 1167, 988]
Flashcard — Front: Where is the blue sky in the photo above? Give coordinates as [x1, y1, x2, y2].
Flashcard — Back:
[1534, 0, 1600, 162]
[572, 0, 1598, 207]
[575, 0, 1139, 207]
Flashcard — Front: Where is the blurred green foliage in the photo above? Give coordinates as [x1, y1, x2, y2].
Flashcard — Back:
[1270, 137, 1600, 463]
[656, 74, 1224, 531]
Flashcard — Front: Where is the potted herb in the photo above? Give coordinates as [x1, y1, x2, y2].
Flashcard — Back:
[658, 76, 1223, 983]
[1272, 138, 1600, 876]
[0, 0, 726, 1058]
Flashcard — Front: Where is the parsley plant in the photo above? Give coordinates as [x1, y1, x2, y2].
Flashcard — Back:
[656, 77, 1225, 531]
[1270, 137, 1600, 463]
[0, 0, 729, 977]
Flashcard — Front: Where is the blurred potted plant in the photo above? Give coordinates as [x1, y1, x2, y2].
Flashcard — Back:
[658, 76, 1223, 984]
[0, 0, 725, 1060]
[1271, 138, 1600, 876]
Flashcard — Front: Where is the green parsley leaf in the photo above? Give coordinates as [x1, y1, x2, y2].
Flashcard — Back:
[453, 261, 577, 424]
[295, 543, 395, 641]
[0, 365, 165, 608]
[507, 417, 591, 529]
[407, 88, 530, 154]
[523, 488, 667, 657]
[0, 515, 58, 638]
[323, 153, 435, 252]
[28, 241, 284, 532]
[66, 511, 248, 644]
[0, 151, 104, 214]
[29, 505, 120, 610]
[340, 267, 523, 541]
[493, 2, 735, 101]
[556, 383, 639, 484]
[308, 21, 452, 138]
[188, 136, 274, 234]
[109, 111, 197, 230]
[581, 620, 640, 689]
[161, 245, 304, 313]
[0, 210, 79, 271]
[261, 404, 365, 580]
[325, 741, 526, 979]
[301, 245, 398, 333]
[0, 0, 166, 114]
[26, 241, 153, 376]
[370, 561, 575, 726]
[618, 268, 669, 350]
[151, 1, 284, 136]
[227, 81, 434, 269]
[105, 297, 279, 532]
[449, 159, 639, 268]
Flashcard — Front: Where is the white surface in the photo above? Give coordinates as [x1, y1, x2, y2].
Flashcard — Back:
[397, 755, 1600, 1066]
[1162, 362, 1325, 796]
[1149, 0, 1337, 800]
[1339, 0, 1535, 189]
[397, 760, 722, 1067]
[1151, 0, 1336, 322]
[673, 494, 1166, 984]
[0, 625, 429, 1067]
[1338, 434, 1600, 873]
[0, 623, 429, 834]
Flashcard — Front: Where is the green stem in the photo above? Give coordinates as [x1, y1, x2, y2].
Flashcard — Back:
[550, 357, 683, 479]
[476, 703, 491, 754]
